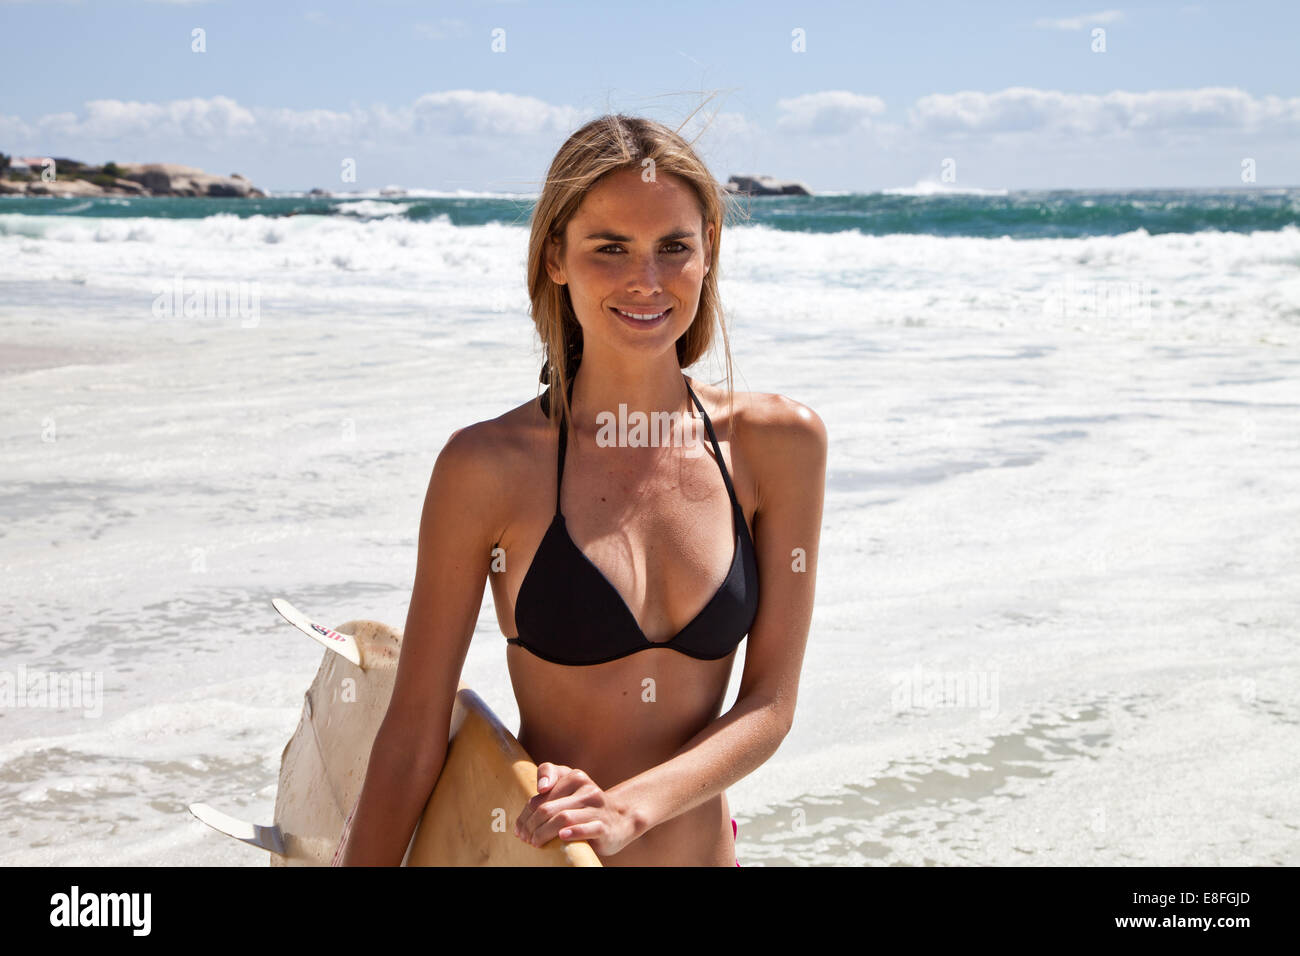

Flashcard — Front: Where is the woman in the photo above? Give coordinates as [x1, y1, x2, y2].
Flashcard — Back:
[336, 114, 826, 866]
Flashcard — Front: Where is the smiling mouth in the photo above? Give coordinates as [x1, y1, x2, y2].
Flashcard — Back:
[610, 306, 672, 322]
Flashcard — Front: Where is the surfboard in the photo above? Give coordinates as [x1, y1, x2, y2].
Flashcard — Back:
[189, 600, 600, 867]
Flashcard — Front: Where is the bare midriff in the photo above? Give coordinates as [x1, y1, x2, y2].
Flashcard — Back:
[506, 644, 739, 866]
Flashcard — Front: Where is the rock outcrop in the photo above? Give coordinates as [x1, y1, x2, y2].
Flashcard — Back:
[117, 163, 265, 198]
[0, 158, 266, 198]
[724, 174, 813, 197]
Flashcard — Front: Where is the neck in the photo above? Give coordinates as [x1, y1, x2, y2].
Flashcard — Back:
[565, 352, 691, 436]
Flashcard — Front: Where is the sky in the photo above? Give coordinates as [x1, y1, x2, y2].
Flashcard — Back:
[1, 0, 1297, 193]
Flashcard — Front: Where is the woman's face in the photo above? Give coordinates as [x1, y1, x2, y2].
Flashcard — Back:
[546, 167, 714, 363]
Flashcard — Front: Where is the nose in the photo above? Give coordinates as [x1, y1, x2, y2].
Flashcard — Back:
[623, 252, 663, 297]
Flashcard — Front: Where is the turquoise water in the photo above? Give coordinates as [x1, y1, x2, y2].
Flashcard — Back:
[3, 187, 1297, 238]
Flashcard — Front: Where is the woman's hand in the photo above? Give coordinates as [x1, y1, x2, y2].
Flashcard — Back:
[514, 763, 639, 857]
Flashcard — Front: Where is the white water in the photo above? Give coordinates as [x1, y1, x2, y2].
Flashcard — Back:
[1, 214, 1297, 865]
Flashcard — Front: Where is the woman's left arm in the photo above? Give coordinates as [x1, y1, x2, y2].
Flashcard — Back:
[610, 394, 828, 840]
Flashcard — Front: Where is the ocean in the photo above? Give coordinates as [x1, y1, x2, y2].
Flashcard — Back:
[1, 186, 1297, 866]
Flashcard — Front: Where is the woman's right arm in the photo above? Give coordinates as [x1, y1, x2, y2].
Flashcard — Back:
[335, 423, 502, 865]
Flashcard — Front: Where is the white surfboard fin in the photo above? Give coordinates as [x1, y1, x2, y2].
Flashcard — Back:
[188, 802, 285, 855]
[271, 597, 362, 666]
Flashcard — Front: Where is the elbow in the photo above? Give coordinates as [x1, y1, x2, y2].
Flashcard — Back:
[375, 733, 448, 788]
[758, 698, 794, 741]
[365, 730, 450, 814]
[735, 692, 794, 743]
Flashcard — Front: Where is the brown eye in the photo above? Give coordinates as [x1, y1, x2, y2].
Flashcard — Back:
[596, 242, 690, 254]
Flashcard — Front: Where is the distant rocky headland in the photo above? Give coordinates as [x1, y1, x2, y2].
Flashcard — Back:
[724, 175, 813, 196]
[0, 153, 266, 198]
[0, 154, 804, 200]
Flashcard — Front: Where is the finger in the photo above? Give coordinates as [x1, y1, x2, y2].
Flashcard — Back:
[522, 790, 592, 846]
[518, 768, 592, 842]
[555, 820, 601, 841]
[536, 762, 567, 792]
[523, 769, 585, 816]
[529, 806, 598, 848]
[515, 796, 546, 838]
[536, 771, 587, 804]
[518, 785, 588, 844]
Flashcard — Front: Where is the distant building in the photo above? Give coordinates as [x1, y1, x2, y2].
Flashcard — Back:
[11, 156, 54, 173]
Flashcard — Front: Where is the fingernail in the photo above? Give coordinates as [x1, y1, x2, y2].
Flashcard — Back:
[539, 776, 549, 788]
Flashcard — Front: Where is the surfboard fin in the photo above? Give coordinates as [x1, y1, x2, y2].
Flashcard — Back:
[271, 597, 363, 666]
[189, 802, 286, 855]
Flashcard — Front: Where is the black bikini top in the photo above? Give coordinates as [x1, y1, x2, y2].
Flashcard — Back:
[508, 374, 760, 666]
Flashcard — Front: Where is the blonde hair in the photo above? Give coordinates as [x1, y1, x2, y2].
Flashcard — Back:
[526, 111, 743, 436]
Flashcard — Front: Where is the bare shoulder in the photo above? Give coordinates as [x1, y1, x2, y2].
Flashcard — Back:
[735, 388, 826, 448]
[691, 378, 825, 444]
[730, 387, 828, 511]
[443, 392, 547, 463]
[691, 379, 826, 511]
[429, 395, 547, 527]
[436, 416, 506, 489]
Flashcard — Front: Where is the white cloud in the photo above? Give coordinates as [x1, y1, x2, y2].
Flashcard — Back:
[678, 109, 760, 144]
[774, 91, 887, 135]
[0, 113, 35, 141]
[14, 86, 1294, 166]
[410, 90, 582, 137]
[255, 105, 362, 145]
[1034, 9, 1125, 30]
[6, 91, 585, 149]
[35, 96, 256, 141]
[908, 86, 1300, 137]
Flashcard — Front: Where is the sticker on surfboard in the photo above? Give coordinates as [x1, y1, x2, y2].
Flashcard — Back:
[272, 597, 362, 666]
